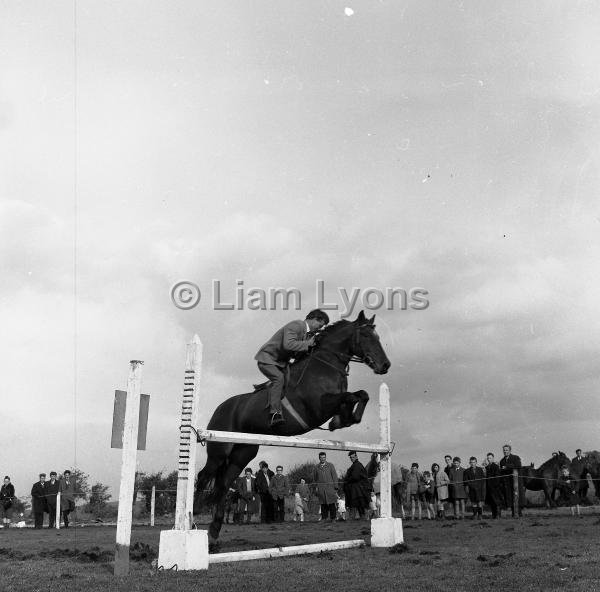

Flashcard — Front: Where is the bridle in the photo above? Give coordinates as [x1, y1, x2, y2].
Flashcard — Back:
[303, 322, 373, 379]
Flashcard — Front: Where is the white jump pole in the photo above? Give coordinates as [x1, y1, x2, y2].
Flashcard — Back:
[158, 336, 209, 572]
[209, 540, 365, 564]
[370, 382, 403, 547]
[174, 335, 203, 530]
[114, 360, 144, 576]
[196, 429, 389, 454]
[379, 383, 392, 519]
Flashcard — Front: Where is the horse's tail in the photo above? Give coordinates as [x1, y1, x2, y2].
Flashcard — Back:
[204, 461, 229, 506]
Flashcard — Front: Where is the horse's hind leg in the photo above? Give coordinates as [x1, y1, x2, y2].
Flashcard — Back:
[194, 442, 230, 513]
[208, 443, 259, 545]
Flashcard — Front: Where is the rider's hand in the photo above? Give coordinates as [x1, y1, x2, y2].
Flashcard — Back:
[307, 336, 316, 347]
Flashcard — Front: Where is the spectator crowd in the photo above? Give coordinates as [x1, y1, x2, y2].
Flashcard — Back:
[222, 445, 593, 525]
[3, 447, 592, 528]
[1, 470, 78, 529]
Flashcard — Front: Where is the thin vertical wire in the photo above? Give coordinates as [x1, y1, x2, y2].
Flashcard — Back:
[73, 0, 78, 482]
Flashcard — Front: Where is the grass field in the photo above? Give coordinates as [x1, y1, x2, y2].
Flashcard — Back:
[0, 511, 598, 592]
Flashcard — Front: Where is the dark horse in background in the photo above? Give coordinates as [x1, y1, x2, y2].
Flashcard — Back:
[520, 452, 570, 507]
[365, 453, 407, 517]
[194, 311, 391, 546]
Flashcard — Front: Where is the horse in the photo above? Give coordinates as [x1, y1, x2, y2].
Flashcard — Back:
[194, 311, 390, 546]
[579, 459, 600, 501]
[520, 451, 570, 507]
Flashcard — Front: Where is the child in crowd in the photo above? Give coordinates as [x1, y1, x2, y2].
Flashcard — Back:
[294, 492, 305, 522]
[406, 463, 423, 520]
[463, 456, 486, 520]
[449, 457, 467, 519]
[558, 466, 581, 517]
[369, 492, 379, 518]
[432, 463, 450, 519]
[294, 477, 309, 522]
[420, 470, 435, 520]
[336, 493, 347, 521]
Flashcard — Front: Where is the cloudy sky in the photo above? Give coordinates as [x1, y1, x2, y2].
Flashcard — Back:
[2, 1, 599, 497]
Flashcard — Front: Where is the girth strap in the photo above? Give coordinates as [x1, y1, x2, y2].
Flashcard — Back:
[281, 397, 309, 430]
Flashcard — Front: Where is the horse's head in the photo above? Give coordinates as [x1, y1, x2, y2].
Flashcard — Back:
[350, 311, 391, 374]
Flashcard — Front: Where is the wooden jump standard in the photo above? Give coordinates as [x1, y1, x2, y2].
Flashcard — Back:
[158, 337, 403, 571]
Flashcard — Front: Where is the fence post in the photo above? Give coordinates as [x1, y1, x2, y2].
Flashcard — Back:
[150, 485, 156, 527]
[114, 360, 144, 576]
[512, 469, 519, 518]
[55, 491, 61, 529]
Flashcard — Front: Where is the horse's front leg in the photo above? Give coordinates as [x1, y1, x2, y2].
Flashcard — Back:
[328, 390, 369, 430]
[351, 389, 369, 423]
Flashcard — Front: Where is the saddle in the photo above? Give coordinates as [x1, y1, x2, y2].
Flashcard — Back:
[252, 366, 292, 393]
[252, 368, 308, 430]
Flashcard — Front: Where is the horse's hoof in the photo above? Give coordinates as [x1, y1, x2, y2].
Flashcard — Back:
[208, 541, 221, 554]
[329, 416, 342, 431]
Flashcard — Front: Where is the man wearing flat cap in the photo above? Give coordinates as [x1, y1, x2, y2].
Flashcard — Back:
[31, 473, 48, 529]
[344, 452, 372, 520]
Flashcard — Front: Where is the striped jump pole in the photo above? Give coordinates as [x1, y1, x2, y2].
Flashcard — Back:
[174, 335, 203, 530]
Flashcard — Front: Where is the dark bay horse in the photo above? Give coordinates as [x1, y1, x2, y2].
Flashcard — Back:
[194, 311, 390, 545]
[580, 460, 599, 500]
[520, 452, 570, 507]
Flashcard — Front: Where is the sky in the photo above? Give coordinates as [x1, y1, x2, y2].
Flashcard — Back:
[1, 1, 599, 500]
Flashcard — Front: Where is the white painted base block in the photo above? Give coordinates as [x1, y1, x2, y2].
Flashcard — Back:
[370, 517, 404, 547]
[158, 529, 209, 571]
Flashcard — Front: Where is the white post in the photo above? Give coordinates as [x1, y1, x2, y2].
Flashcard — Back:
[370, 382, 403, 548]
[150, 485, 156, 527]
[114, 360, 144, 576]
[175, 335, 203, 530]
[379, 383, 392, 519]
[55, 491, 61, 529]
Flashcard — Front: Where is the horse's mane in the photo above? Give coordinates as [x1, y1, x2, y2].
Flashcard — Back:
[538, 452, 569, 471]
[317, 319, 352, 339]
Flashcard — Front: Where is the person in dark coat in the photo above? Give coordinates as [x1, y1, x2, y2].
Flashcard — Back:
[449, 458, 467, 519]
[443, 455, 455, 514]
[499, 444, 523, 517]
[235, 468, 257, 524]
[59, 470, 76, 527]
[0, 477, 15, 528]
[463, 457, 486, 520]
[484, 453, 503, 519]
[255, 461, 275, 523]
[313, 452, 338, 521]
[344, 452, 371, 519]
[570, 449, 589, 501]
[31, 473, 49, 528]
[46, 471, 60, 528]
[269, 466, 290, 522]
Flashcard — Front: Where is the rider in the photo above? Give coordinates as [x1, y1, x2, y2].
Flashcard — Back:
[255, 309, 329, 427]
